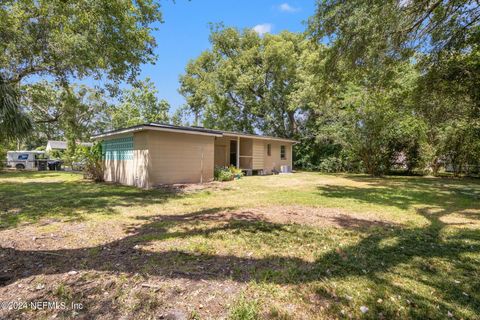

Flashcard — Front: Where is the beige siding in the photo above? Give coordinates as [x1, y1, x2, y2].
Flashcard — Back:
[239, 138, 252, 156]
[102, 133, 136, 186]
[102, 132, 151, 188]
[214, 137, 292, 172]
[148, 131, 215, 185]
[263, 141, 293, 173]
[214, 136, 231, 167]
[214, 145, 226, 167]
[133, 131, 150, 188]
[252, 139, 265, 169]
[104, 159, 135, 185]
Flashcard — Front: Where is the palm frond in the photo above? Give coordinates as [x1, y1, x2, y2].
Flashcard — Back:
[0, 76, 32, 141]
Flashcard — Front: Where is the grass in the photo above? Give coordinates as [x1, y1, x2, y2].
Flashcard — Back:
[0, 171, 479, 319]
[230, 295, 260, 320]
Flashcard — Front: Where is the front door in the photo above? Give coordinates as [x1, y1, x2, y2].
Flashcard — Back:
[230, 140, 237, 167]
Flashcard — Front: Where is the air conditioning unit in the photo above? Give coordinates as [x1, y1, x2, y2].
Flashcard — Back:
[280, 165, 291, 173]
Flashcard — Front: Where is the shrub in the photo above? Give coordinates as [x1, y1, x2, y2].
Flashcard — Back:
[75, 143, 104, 182]
[228, 165, 244, 179]
[214, 165, 244, 181]
[0, 145, 5, 170]
[318, 157, 344, 173]
[50, 149, 63, 159]
[0, 141, 17, 171]
[215, 166, 234, 181]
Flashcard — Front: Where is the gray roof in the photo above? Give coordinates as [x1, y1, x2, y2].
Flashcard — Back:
[47, 140, 67, 149]
[79, 142, 93, 147]
[91, 123, 297, 143]
[47, 140, 93, 149]
[92, 123, 222, 138]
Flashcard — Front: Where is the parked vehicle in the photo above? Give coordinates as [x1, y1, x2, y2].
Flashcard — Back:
[6, 151, 47, 170]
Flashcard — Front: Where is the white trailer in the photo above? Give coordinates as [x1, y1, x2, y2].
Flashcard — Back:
[6, 151, 46, 170]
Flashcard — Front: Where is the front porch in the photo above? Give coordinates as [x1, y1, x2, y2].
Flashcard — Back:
[214, 135, 265, 174]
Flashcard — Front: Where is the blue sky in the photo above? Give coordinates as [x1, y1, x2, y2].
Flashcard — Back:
[139, 0, 316, 114]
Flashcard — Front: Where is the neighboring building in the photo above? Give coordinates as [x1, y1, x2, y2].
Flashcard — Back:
[91, 123, 296, 188]
[46, 140, 93, 152]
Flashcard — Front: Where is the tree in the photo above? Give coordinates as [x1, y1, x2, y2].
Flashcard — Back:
[22, 82, 109, 152]
[306, 0, 479, 175]
[180, 26, 318, 138]
[0, 76, 31, 142]
[180, 25, 430, 175]
[1, 0, 162, 85]
[309, 0, 479, 70]
[309, 60, 428, 176]
[413, 48, 480, 174]
[0, 0, 162, 142]
[108, 78, 170, 129]
[171, 105, 191, 126]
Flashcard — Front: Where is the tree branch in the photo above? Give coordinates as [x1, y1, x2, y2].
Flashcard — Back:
[9, 65, 49, 84]
[404, 0, 443, 35]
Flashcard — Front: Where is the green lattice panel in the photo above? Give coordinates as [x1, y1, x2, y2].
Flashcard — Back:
[102, 136, 134, 160]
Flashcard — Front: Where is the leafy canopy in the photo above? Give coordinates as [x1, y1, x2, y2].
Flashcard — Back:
[109, 78, 170, 129]
[22, 82, 109, 150]
[0, 0, 162, 84]
[180, 26, 321, 138]
[0, 0, 163, 142]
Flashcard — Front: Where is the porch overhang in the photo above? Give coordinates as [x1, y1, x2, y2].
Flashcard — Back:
[221, 132, 298, 144]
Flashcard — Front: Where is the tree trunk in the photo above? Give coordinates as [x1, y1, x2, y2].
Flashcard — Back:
[431, 157, 441, 176]
[287, 110, 297, 138]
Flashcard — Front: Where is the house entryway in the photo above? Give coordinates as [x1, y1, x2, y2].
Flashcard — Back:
[229, 140, 237, 167]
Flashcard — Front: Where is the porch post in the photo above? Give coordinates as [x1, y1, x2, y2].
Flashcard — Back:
[290, 144, 293, 170]
[236, 136, 240, 169]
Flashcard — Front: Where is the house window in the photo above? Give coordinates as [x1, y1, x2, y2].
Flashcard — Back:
[267, 144, 271, 156]
[280, 145, 286, 160]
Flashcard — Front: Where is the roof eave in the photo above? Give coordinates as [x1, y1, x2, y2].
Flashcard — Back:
[91, 125, 223, 140]
[221, 132, 298, 143]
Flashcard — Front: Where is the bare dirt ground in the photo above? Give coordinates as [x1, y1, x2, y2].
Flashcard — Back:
[234, 206, 394, 229]
[0, 219, 242, 319]
[0, 205, 390, 319]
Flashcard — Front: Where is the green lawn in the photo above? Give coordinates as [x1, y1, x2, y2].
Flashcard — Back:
[0, 171, 479, 319]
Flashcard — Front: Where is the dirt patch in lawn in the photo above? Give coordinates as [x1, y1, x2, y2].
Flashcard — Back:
[173, 205, 396, 229]
[0, 219, 128, 251]
[144, 205, 395, 229]
[0, 271, 241, 320]
[242, 206, 395, 229]
[0, 205, 392, 319]
[0, 217, 244, 319]
[155, 181, 237, 193]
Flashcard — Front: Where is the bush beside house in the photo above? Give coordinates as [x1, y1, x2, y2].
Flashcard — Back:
[214, 166, 243, 182]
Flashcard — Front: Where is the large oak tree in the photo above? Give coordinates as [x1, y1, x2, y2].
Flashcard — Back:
[0, 0, 162, 141]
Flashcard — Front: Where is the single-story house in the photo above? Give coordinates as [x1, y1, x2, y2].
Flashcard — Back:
[91, 123, 297, 188]
[46, 140, 93, 152]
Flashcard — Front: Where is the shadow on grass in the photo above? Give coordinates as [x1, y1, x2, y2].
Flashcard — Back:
[1, 174, 480, 318]
[0, 177, 183, 230]
[1, 206, 480, 318]
[317, 175, 480, 212]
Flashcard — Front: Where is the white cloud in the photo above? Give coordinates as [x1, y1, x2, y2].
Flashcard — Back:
[278, 3, 300, 12]
[252, 23, 272, 36]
